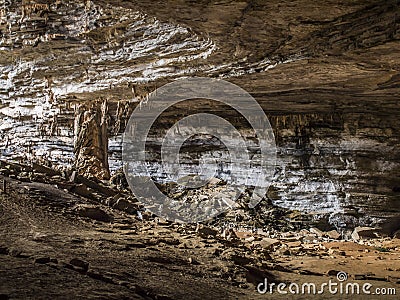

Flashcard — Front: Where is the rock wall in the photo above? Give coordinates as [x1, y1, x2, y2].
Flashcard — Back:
[0, 0, 399, 226]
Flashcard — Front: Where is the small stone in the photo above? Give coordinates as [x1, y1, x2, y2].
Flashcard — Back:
[70, 258, 89, 272]
[366, 276, 387, 282]
[310, 227, 324, 237]
[343, 208, 360, 217]
[230, 254, 252, 265]
[112, 198, 137, 214]
[325, 230, 341, 239]
[302, 235, 318, 243]
[234, 231, 253, 239]
[70, 184, 93, 198]
[300, 229, 310, 235]
[50, 258, 58, 264]
[328, 249, 346, 256]
[8, 248, 22, 257]
[196, 225, 218, 238]
[245, 236, 255, 242]
[155, 217, 170, 226]
[286, 241, 301, 248]
[259, 238, 281, 250]
[74, 204, 112, 222]
[352, 227, 377, 241]
[199, 195, 208, 201]
[69, 171, 77, 183]
[288, 210, 302, 219]
[188, 257, 200, 265]
[34, 257, 51, 264]
[208, 177, 222, 186]
[0, 246, 9, 255]
[262, 251, 273, 260]
[327, 270, 341, 276]
[87, 271, 105, 281]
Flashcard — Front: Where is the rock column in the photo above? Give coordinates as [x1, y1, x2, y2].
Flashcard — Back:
[74, 100, 110, 180]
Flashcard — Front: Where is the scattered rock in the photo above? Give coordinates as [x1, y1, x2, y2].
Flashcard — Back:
[69, 171, 78, 183]
[286, 241, 302, 248]
[126, 242, 147, 249]
[287, 210, 302, 219]
[310, 227, 324, 237]
[365, 275, 387, 282]
[74, 204, 113, 222]
[326, 230, 341, 240]
[343, 208, 360, 217]
[70, 184, 94, 199]
[50, 258, 58, 264]
[328, 249, 346, 256]
[112, 198, 137, 214]
[8, 248, 22, 257]
[255, 238, 280, 250]
[188, 257, 200, 265]
[196, 225, 218, 238]
[327, 270, 341, 276]
[87, 271, 106, 281]
[233, 231, 253, 239]
[69, 258, 89, 272]
[230, 254, 252, 266]
[261, 251, 273, 260]
[34, 257, 51, 264]
[0, 246, 9, 255]
[245, 266, 276, 285]
[155, 217, 170, 226]
[352, 227, 378, 241]
[298, 270, 324, 276]
[208, 177, 222, 186]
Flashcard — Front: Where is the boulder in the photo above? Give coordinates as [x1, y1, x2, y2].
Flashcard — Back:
[325, 230, 341, 240]
[208, 177, 222, 186]
[310, 227, 324, 237]
[196, 225, 218, 238]
[258, 238, 281, 250]
[233, 231, 253, 239]
[74, 204, 113, 222]
[112, 198, 137, 214]
[351, 227, 377, 241]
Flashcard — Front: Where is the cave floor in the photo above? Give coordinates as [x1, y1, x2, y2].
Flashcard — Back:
[0, 174, 399, 300]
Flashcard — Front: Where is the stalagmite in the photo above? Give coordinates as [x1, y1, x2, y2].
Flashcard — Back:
[74, 100, 110, 180]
